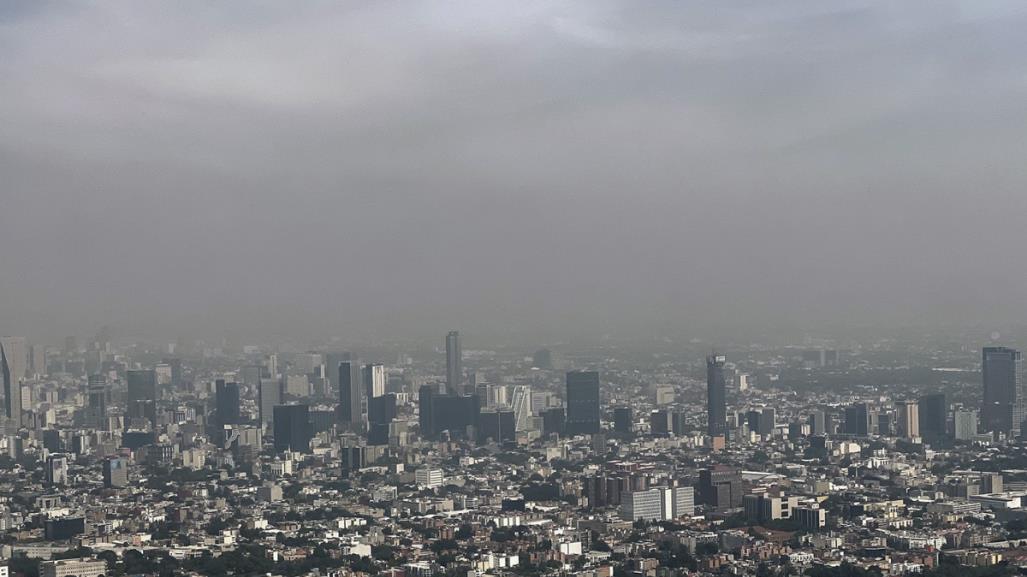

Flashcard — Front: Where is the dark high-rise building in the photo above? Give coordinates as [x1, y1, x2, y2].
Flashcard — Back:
[338, 361, 364, 431]
[706, 355, 727, 436]
[367, 393, 397, 445]
[126, 369, 157, 430]
[215, 380, 241, 426]
[258, 377, 281, 426]
[698, 466, 743, 510]
[919, 393, 947, 440]
[478, 409, 515, 443]
[273, 404, 311, 453]
[541, 407, 565, 436]
[431, 394, 480, 440]
[844, 403, 871, 436]
[418, 385, 435, 438]
[87, 374, 107, 428]
[565, 371, 600, 435]
[650, 410, 671, 435]
[809, 410, 827, 436]
[324, 351, 351, 392]
[446, 331, 462, 395]
[2, 344, 21, 431]
[418, 384, 480, 440]
[613, 406, 633, 434]
[982, 347, 1023, 434]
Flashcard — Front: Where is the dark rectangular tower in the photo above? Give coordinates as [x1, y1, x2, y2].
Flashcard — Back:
[273, 404, 311, 453]
[706, 355, 727, 437]
[338, 361, 364, 431]
[215, 379, 241, 426]
[446, 331, 462, 395]
[982, 347, 1023, 435]
[565, 371, 601, 435]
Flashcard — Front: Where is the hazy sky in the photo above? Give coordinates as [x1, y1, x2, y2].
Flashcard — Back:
[3, 1, 1027, 344]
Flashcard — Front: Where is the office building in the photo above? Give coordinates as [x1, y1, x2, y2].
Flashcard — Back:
[338, 361, 364, 431]
[895, 400, 919, 439]
[46, 454, 68, 486]
[982, 347, 1023, 434]
[103, 457, 129, 488]
[273, 404, 311, 453]
[324, 351, 351, 392]
[707, 355, 727, 436]
[2, 344, 21, 430]
[446, 331, 462, 395]
[844, 403, 871, 436]
[40, 558, 107, 577]
[794, 506, 827, 530]
[510, 385, 532, 432]
[613, 406, 633, 434]
[919, 393, 947, 440]
[215, 380, 241, 426]
[367, 393, 397, 445]
[363, 363, 386, 399]
[420, 391, 480, 440]
[126, 369, 157, 429]
[86, 374, 107, 428]
[416, 467, 444, 488]
[621, 487, 695, 521]
[541, 407, 565, 436]
[743, 494, 798, 523]
[651, 410, 672, 435]
[698, 466, 743, 510]
[259, 377, 281, 426]
[565, 371, 600, 435]
[478, 409, 515, 443]
[954, 410, 979, 441]
[0, 337, 27, 384]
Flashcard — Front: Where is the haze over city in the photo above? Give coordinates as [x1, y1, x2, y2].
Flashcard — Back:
[4, 1, 1027, 344]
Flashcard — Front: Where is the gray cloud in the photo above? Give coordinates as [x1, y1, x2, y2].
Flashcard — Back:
[3, 0, 1027, 344]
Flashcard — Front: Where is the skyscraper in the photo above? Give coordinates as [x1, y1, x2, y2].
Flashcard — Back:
[446, 331, 462, 395]
[843, 403, 871, 436]
[565, 371, 600, 435]
[215, 380, 241, 426]
[613, 406, 633, 433]
[954, 410, 979, 441]
[895, 400, 919, 439]
[46, 454, 68, 486]
[2, 344, 21, 431]
[126, 369, 157, 430]
[324, 351, 351, 392]
[918, 393, 947, 440]
[273, 404, 311, 453]
[0, 337, 28, 383]
[363, 363, 386, 399]
[698, 466, 743, 510]
[259, 377, 281, 426]
[338, 361, 364, 430]
[367, 393, 397, 445]
[87, 374, 107, 428]
[706, 355, 727, 437]
[510, 385, 533, 432]
[982, 347, 1023, 435]
[103, 457, 129, 488]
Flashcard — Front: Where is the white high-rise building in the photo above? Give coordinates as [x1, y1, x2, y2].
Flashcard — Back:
[415, 468, 444, 488]
[364, 364, 386, 398]
[511, 386, 533, 432]
[622, 487, 694, 521]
